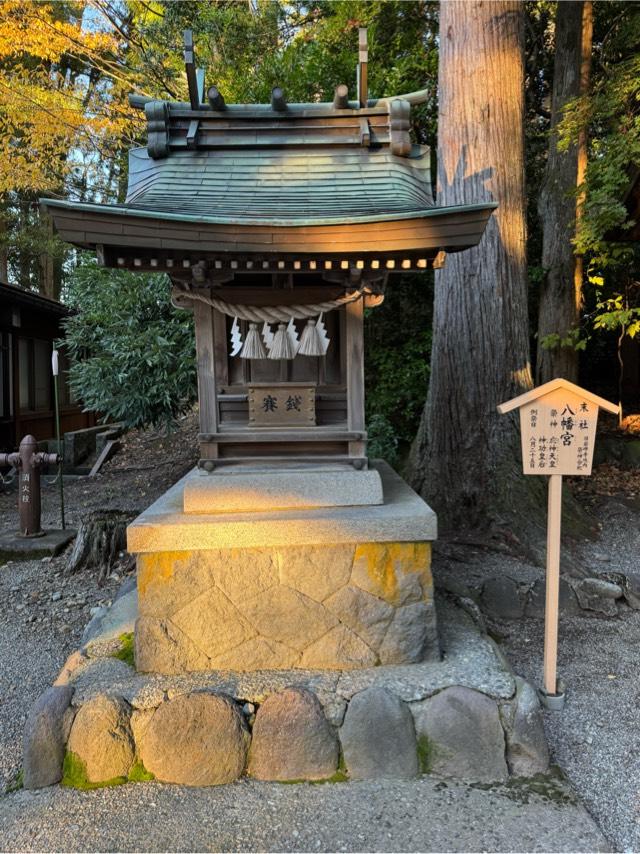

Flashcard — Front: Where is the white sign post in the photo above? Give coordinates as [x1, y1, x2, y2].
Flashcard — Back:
[498, 378, 619, 709]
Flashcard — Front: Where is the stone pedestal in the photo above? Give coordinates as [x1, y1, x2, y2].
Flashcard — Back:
[127, 461, 438, 674]
[184, 463, 384, 513]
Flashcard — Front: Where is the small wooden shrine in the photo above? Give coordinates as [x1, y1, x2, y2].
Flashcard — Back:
[43, 31, 495, 471]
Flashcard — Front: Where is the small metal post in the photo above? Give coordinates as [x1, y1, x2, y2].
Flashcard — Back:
[52, 349, 65, 530]
[1, 435, 59, 536]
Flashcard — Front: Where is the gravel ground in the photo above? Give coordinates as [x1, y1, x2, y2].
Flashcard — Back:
[0, 556, 610, 854]
[0, 553, 128, 790]
[503, 609, 640, 854]
[0, 423, 636, 852]
[0, 775, 609, 853]
[500, 496, 640, 854]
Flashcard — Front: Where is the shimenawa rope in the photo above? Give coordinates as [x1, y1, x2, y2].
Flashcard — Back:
[172, 284, 364, 323]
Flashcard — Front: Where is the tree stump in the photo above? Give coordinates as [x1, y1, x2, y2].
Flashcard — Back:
[66, 510, 135, 584]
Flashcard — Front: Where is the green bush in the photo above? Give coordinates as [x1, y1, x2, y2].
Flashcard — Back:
[62, 258, 197, 431]
[364, 274, 433, 463]
[367, 414, 400, 467]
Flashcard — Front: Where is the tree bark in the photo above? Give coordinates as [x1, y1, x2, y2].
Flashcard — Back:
[408, 1, 541, 547]
[0, 202, 8, 283]
[39, 246, 55, 301]
[536, 1, 593, 384]
[66, 510, 134, 584]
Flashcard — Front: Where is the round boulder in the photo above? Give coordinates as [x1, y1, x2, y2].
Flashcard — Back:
[340, 687, 419, 779]
[411, 686, 508, 783]
[248, 687, 338, 781]
[67, 694, 135, 783]
[138, 692, 248, 786]
[504, 677, 550, 776]
[23, 685, 75, 789]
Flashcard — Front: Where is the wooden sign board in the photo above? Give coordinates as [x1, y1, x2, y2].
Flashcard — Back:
[498, 379, 619, 477]
[518, 388, 598, 476]
[248, 383, 316, 428]
[498, 378, 619, 705]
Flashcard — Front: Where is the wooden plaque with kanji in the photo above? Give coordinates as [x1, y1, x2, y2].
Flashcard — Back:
[518, 388, 597, 476]
[248, 383, 316, 428]
[497, 378, 620, 477]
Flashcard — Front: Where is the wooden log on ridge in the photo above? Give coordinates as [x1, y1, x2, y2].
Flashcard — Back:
[271, 87, 287, 111]
[333, 84, 349, 109]
[208, 85, 226, 110]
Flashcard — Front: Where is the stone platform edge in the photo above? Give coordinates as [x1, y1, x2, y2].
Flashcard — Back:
[22, 599, 550, 789]
[126, 460, 437, 553]
[183, 465, 384, 513]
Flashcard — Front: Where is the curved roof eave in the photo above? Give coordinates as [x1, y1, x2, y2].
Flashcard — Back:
[41, 198, 497, 230]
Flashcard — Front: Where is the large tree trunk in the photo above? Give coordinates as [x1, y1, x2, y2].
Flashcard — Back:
[0, 213, 8, 283]
[536, 1, 593, 384]
[408, 1, 543, 550]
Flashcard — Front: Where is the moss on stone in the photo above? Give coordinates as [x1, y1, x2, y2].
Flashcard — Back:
[112, 632, 135, 668]
[277, 754, 349, 785]
[311, 754, 349, 784]
[470, 767, 576, 806]
[315, 767, 349, 784]
[127, 759, 155, 783]
[61, 751, 155, 789]
[61, 751, 127, 790]
[5, 769, 23, 793]
[417, 734, 434, 773]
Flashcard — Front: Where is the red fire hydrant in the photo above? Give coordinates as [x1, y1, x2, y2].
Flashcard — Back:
[0, 435, 60, 537]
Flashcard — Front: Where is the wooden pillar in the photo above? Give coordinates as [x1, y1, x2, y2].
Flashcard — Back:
[345, 298, 366, 464]
[544, 473, 563, 695]
[193, 300, 218, 456]
[212, 309, 229, 388]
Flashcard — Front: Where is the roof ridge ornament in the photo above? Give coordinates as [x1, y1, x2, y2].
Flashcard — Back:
[270, 87, 287, 112]
[207, 85, 225, 111]
[333, 84, 349, 110]
[183, 30, 204, 110]
[145, 100, 169, 160]
[389, 99, 411, 157]
[357, 28, 368, 108]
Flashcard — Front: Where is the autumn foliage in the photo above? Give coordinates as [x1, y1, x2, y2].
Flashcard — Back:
[0, 1, 139, 194]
